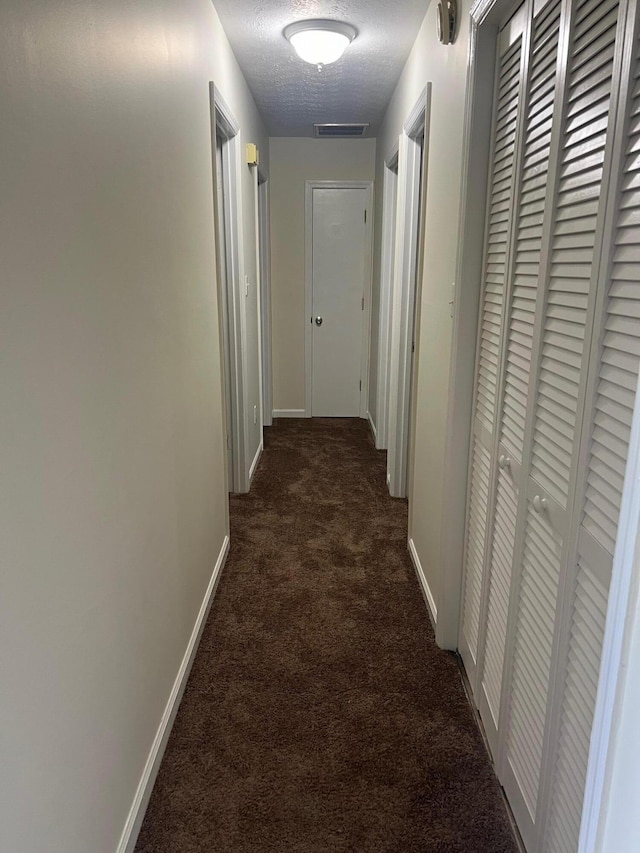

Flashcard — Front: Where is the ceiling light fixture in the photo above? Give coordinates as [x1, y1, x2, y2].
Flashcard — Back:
[283, 20, 357, 71]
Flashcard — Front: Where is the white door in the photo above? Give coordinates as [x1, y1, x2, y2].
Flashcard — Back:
[311, 187, 368, 416]
[459, 4, 527, 693]
[479, 0, 561, 759]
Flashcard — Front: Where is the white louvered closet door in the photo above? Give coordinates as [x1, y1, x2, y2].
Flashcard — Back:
[458, 0, 640, 850]
[458, 10, 526, 687]
[541, 4, 640, 851]
[477, 0, 563, 756]
[497, 0, 623, 849]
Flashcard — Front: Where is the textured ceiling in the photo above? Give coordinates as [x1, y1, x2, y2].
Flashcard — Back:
[212, 0, 429, 136]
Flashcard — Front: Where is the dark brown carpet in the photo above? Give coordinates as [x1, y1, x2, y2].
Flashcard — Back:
[135, 418, 518, 853]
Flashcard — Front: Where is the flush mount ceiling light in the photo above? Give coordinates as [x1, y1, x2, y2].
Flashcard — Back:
[283, 20, 357, 71]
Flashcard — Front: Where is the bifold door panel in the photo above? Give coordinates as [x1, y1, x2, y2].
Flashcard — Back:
[459, 0, 640, 850]
[460, 10, 527, 690]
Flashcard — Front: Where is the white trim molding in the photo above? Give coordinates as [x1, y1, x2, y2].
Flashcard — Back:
[409, 537, 437, 628]
[248, 441, 263, 483]
[367, 411, 377, 443]
[272, 408, 307, 418]
[117, 534, 230, 853]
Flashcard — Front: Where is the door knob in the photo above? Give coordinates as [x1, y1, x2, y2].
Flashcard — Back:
[315, 316, 323, 326]
[498, 454, 511, 470]
[533, 495, 547, 513]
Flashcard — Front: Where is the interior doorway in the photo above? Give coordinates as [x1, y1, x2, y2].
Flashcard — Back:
[375, 148, 399, 450]
[387, 86, 431, 498]
[215, 132, 234, 488]
[304, 181, 373, 418]
[258, 173, 272, 428]
[209, 84, 249, 493]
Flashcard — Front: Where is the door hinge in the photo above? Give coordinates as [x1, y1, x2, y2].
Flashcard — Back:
[364, 209, 367, 223]
[359, 380, 362, 391]
[361, 296, 365, 311]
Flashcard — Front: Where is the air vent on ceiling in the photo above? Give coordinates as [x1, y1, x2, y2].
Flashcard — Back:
[314, 123, 370, 138]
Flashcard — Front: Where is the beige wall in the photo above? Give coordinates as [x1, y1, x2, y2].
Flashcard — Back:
[0, 1, 266, 851]
[370, 1, 473, 622]
[269, 137, 376, 413]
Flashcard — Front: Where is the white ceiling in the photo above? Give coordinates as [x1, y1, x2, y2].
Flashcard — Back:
[212, 0, 429, 137]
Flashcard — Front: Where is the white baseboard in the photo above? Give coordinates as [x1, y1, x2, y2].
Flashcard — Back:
[117, 534, 230, 853]
[249, 440, 263, 482]
[366, 411, 377, 442]
[408, 537, 438, 628]
[272, 409, 307, 418]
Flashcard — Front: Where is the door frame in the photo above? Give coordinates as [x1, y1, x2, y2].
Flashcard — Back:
[304, 180, 374, 419]
[258, 173, 272, 427]
[374, 144, 400, 450]
[387, 85, 431, 498]
[209, 84, 249, 493]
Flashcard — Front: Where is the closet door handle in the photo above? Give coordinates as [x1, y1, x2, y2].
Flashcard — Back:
[498, 454, 511, 470]
[533, 495, 547, 513]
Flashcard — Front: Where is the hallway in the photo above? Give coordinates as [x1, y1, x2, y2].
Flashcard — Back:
[135, 419, 517, 852]
[5, 0, 640, 848]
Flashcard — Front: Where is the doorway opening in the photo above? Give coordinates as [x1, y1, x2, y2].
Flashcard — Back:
[209, 85, 249, 493]
[258, 173, 272, 428]
[375, 147, 399, 451]
[387, 86, 431, 498]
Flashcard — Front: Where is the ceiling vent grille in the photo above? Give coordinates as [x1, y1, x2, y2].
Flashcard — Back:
[314, 123, 369, 138]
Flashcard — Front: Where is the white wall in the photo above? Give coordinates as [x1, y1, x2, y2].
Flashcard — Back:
[270, 137, 376, 414]
[0, 1, 266, 851]
[370, 0, 472, 622]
